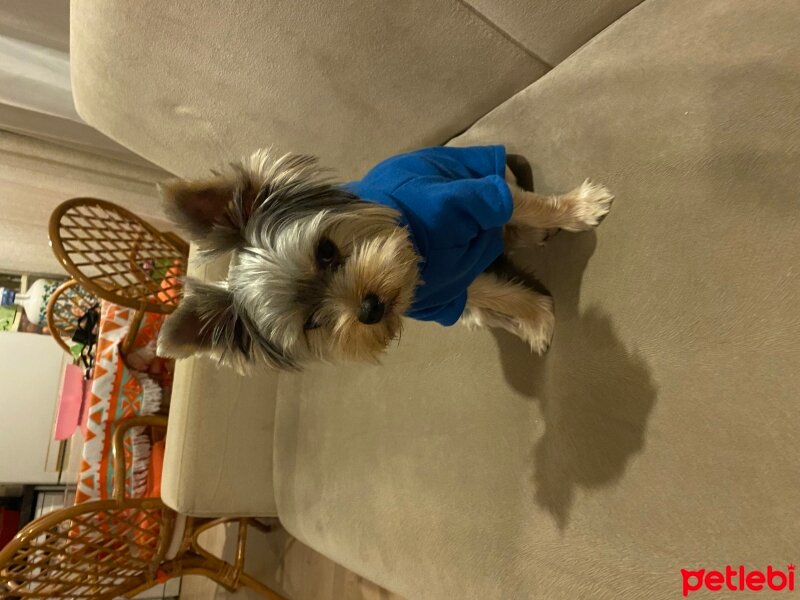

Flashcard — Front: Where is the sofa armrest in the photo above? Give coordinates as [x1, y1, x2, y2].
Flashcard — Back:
[161, 252, 278, 517]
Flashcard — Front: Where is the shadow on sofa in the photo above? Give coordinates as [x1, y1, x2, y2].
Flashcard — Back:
[493, 231, 658, 528]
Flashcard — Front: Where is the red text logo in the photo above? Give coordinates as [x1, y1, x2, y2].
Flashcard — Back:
[681, 565, 795, 596]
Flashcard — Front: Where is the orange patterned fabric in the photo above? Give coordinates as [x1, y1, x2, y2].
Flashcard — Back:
[129, 311, 167, 350]
[146, 440, 165, 498]
[155, 262, 183, 304]
[123, 309, 175, 392]
[133, 439, 166, 544]
[75, 303, 163, 504]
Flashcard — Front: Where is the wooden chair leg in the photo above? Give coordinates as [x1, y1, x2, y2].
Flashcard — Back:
[249, 517, 275, 535]
[189, 517, 288, 599]
[121, 306, 146, 355]
[230, 519, 248, 585]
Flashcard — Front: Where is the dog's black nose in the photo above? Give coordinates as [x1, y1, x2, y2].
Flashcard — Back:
[358, 294, 385, 325]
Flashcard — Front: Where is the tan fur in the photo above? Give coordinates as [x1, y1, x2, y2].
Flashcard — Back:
[503, 168, 558, 250]
[507, 178, 614, 232]
[159, 148, 613, 370]
[462, 272, 555, 355]
[307, 228, 419, 362]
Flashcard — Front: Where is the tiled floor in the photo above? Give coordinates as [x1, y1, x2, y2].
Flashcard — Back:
[179, 521, 405, 600]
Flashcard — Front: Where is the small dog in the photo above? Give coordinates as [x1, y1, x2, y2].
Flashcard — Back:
[157, 146, 613, 370]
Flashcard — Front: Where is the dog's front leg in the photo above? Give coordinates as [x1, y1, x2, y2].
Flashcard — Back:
[460, 272, 555, 355]
[506, 176, 614, 232]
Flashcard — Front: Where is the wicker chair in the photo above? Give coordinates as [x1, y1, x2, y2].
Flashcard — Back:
[49, 198, 189, 354]
[44, 279, 100, 355]
[0, 416, 286, 600]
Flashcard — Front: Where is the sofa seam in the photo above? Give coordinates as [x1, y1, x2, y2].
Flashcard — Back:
[454, 0, 554, 69]
[443, 0, 655, 147]
[557, 0, 650, 63]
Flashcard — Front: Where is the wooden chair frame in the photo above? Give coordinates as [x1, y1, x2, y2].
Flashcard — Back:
[0, 416, 286, 600]
[45, 278, 99, 355]
[49, 198, 189, 354]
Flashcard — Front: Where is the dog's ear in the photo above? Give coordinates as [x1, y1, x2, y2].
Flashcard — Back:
[157, 278, 297, 371]
[160, 149, 352, 258]
[157, 278, 242, 360]
[159, 174, 253, 258]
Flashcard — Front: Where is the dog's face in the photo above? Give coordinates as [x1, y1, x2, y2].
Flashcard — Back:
[157, 150, 420, 371]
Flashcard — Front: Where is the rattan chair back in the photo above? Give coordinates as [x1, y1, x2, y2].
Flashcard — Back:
[49, 198, 188, 314]
[45, 279, 99, 354]
[0, 496, 173, 599]
[0, 416, 285, 600]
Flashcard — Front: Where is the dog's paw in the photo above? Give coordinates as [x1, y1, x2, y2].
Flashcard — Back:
[561, 179, 614, 231]
[515, 294, 555, 355]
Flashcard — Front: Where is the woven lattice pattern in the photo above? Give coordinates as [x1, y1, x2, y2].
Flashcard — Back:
[0, 502, 169, 599]
[46, 280, 98, 345]
[50, 199, 187, 314]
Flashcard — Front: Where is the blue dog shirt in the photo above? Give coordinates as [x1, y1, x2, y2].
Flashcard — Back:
[341, 145, 513, 326]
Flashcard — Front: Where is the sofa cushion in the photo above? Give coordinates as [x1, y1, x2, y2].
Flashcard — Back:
[273, 0, 800, 597]
[463, 0, 643, 65]
[161, 251, 279, 517]
[69, 0, 547, 180]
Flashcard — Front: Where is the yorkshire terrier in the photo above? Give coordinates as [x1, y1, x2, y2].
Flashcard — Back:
[157, 145, 613, 370]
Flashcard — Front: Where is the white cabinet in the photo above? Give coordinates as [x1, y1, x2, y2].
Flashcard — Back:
[0, 332, 70, 484]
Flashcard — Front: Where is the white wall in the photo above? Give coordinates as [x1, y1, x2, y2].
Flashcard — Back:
[0, 332, 68, 483]
[0, 131, 170, 275]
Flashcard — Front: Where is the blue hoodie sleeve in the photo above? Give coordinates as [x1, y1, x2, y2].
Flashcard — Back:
[364, 145, 506, 182]
[392, 173, 513, 248]
[399, 145, 508, 180]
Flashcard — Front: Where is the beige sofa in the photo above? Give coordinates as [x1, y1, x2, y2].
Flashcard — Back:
[70, 1, 799, 598]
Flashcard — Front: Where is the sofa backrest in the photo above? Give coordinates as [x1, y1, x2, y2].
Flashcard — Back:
[462, 0, 643, 65]
[69, 0, 641, 180]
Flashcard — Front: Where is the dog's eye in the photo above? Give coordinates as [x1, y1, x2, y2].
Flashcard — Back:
[304, 313, 321, 331]
[315, 238, 340, 271]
